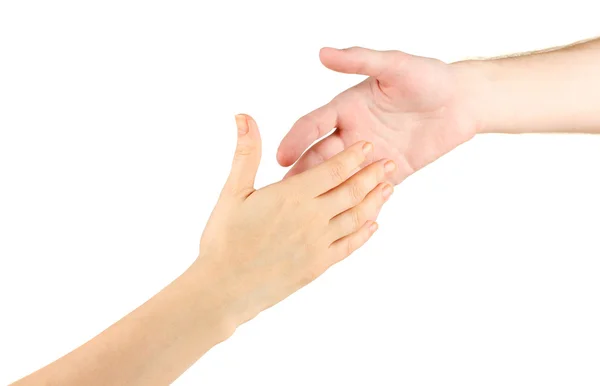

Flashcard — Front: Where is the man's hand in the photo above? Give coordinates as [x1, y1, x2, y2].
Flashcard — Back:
[277, 47, 483, 185]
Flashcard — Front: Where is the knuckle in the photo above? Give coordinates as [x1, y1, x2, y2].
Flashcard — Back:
[390, 51, 409, 69]
[302, 114, 323, 137]
[356, 62, 368, 75]
[295, 113, 329, 143]
[348, 181, 366, 203]
[294, 115, 308, 126]
[234, 145, 253, 158]
[350, 208, 363, 230]
[345, 146, 364, 166]
[345, 238, 356, 256]
[228, 185, 254, 198]
[295, 114, 312, 130]
[328, 160, 347, 183]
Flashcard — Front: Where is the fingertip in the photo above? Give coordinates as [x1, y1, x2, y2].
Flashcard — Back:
[369, 221, 379, 234]
[276, 148, 286, 165]
[348, 140, 371, 162]
[276, 146, 295, 167]
[248, 115, 261, 140]
[319, 47, 341, 66]
[235, 114, 249, 135]
[244, 114, 257, 127]
[382, 183, 394, 201]
[384, 160, 396, 175]
[320, 46, 337, 54]
[362, 141, 374, 156]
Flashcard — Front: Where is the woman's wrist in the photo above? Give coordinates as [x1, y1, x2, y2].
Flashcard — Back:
[12, 260, 240, 386]
[184, 259, 242, 339]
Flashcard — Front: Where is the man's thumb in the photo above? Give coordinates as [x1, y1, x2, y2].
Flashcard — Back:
[222, 114, 262, 199]
[319, 46, 408, 80]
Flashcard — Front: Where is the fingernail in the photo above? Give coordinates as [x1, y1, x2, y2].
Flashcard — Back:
[382, 184, 393, 201]
[369, 222, 379, 234]
[384, 160, 396, 174]
[362, 142, 373, 155]
[235, 114, 249, 135]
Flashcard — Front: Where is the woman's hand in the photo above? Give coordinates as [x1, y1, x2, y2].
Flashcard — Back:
[195, 114, 396, 329]
[11, 114, 396, 386]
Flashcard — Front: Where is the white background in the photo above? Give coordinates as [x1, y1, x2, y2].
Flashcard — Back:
[1, 1, 599, 385]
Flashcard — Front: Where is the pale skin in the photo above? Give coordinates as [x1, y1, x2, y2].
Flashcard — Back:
[12, 115, 396, 386]
[277, 37, 600, 184]
[12, 37, 600, 384]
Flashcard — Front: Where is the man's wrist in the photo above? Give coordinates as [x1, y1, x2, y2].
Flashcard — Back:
[450, 39, 600, 136]
[450, 59, 501, 135]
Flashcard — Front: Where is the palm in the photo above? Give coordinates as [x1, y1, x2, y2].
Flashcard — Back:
[277, 47, 478, 184]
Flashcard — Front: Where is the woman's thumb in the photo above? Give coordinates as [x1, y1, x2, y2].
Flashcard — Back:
[222, 114, 262, 199]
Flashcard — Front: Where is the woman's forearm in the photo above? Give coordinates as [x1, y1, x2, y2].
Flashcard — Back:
[12, 263, 236, 386]
[11, 114, 390, 385]
[456, 37, 600, 134]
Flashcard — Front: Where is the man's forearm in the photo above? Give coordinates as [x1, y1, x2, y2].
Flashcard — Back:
[454, 37, 600, 134]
